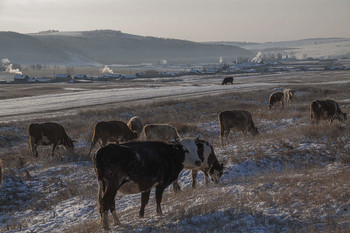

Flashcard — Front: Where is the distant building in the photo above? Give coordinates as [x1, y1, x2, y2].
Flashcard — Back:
[13, 74, 35, 83]
[55, 74, 72, 82]
[74, 74, 88, 80]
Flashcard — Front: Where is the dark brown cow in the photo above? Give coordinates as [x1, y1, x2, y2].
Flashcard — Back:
[268, 91, 284, 109]
[173, 139, 224, 191]
[28, 122, 75, 157]
[0, 159, 3, 190]
[310, 99, 347, 125]
[219, 110, 258, 145]
[93, 139, 201, 230]
[127, 116, 143, 134]
[89, 121, 138, 155]
[222, 77, 233, 85]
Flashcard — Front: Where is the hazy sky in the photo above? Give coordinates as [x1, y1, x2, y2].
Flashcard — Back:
[0, 0, 349, 42]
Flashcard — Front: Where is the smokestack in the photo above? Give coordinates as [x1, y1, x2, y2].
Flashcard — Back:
[1, 58, 22, 75]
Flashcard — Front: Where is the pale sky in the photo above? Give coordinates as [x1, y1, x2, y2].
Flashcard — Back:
[0, 0, 349, 42]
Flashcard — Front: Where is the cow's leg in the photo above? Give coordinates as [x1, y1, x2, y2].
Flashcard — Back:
[155, 185, 166, 216]
[191, 169, 198, 188]
[110, 196, 121, 226]
[172, 180, 181, 192]
[51, 144, 57, 156]
[203, 170, 210, 185]
[32, 144, 38, 157]
[101, 179, 119, 230]
[139, 190, 151, 217]
[89, 137, 98, 155]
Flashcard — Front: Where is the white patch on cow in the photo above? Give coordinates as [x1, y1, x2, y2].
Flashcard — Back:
[179, 138, 201, 169]
[118, 180, 141, 194]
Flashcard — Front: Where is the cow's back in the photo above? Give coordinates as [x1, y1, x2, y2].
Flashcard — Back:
[144, 124, 180, 141]
[95, 121, 131, 138]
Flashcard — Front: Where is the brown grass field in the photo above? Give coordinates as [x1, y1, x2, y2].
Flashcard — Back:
[0, 69, 349, 232]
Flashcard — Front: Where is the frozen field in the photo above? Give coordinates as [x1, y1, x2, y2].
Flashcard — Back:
[0, 70, 350, 232]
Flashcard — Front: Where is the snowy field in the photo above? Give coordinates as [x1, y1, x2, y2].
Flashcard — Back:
[0, 70, 350, 232]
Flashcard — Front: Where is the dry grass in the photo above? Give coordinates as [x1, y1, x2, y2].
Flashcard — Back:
[1, 71, 350, 232]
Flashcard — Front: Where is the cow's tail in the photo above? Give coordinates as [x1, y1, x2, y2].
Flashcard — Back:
[27, 124, 35, 156]
[93, 150, 105, 220]
[89, 125, 99, 156]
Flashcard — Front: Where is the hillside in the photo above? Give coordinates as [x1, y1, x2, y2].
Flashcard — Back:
[208, 38, 350, 59]
[0, 30, 253, 65]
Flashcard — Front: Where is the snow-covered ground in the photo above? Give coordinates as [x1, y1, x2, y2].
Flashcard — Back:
[0, 70, 349, 232]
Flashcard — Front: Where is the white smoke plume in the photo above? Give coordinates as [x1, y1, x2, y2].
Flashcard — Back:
[219, 56, 223, 64]
[1, 58, 22, 74]
[251, 52, 264, 63]
[100, 65, 113, 74]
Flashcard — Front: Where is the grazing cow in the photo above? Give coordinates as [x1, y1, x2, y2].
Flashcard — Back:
[89, 121, 138, 155]
[283, 88, 296, 104]
[268, 91, 284, 109]
[219, 110, 258, 145]
[173, 139, 224, 191]
[93, 139, 201, 230]
[28, 122, 75, 157]
[222, 77, 233, 85]
[127, 116, 143, 134]
[310, 99, 347, 125]
[0, 159, 2, 190]
[144, 124, 180, 141]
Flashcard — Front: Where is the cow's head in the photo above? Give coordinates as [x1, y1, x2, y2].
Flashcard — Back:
[129, 131, 139, 141]
[209, 162, 224, 184]
[250, 126, 259, 136]
[336, 112, 347, 122]
[176, 138, 201, 168]
[63, 137, 75, 153]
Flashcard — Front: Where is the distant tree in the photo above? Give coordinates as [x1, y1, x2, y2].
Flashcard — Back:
[66, 66, 74, 75]
[277, 53, 283, 60]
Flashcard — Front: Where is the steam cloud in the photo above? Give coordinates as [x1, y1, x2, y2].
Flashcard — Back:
[1, 58, 22, 74]
[100, 65, 113, 74]
[251, 52, 264, 63]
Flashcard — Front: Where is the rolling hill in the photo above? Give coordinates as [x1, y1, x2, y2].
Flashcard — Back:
[0, 30, 253, 65]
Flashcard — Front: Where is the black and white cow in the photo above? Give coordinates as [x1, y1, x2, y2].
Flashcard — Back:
[93, 138, 201, 230]
[173, 139, 224, 191]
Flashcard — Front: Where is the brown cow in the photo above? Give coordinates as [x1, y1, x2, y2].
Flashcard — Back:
[127, 116, 143, 134]
[143, 124, 180, 141]
[219, 110, 258, 145]
[173, 139, 224, 191]
[283, 88, 296, 105]
[268, 91, 284, 109]
[0, 159, 3, 190]
[89, 121, 138, 155]
[310, 99, 347, 125]
[28, 122, 75, 157]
